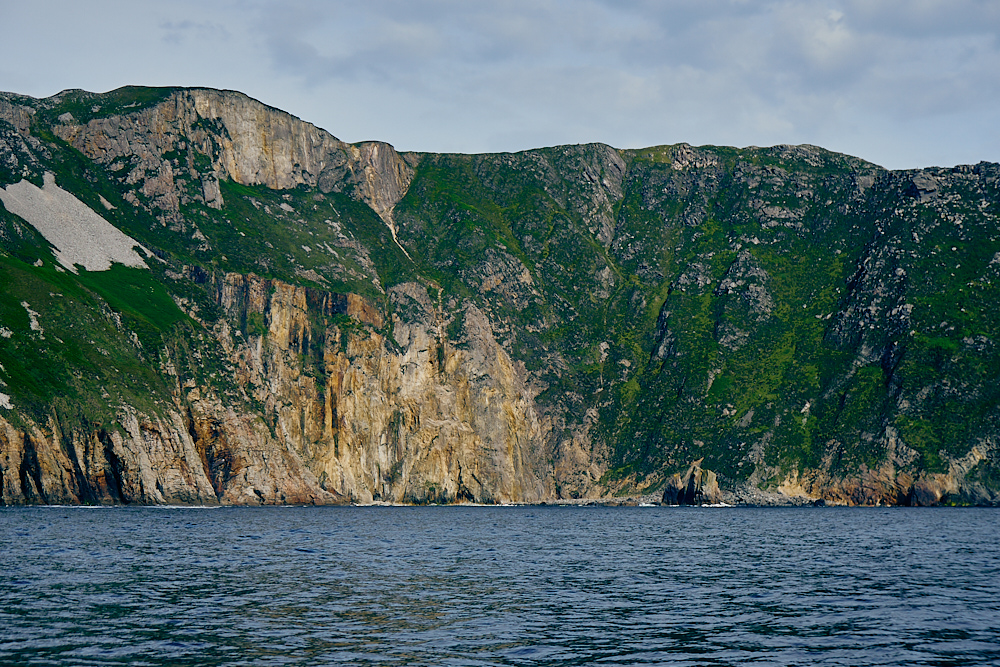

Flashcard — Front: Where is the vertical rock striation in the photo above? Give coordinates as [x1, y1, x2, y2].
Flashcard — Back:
[2, 86, 1000, 506]
[53, 89, 414, 228]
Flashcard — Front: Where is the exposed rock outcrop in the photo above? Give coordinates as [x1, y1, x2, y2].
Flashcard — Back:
[53, 89, 413, 227]
[3, 86, 1000, 506]
[775, 436, 1000, 507]
[661, 459, 723, 505]
[0, 97, 34, 135]
[0, 271, 554, 505]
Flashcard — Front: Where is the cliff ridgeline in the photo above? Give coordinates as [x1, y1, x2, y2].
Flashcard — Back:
[1, 86, 998, 506]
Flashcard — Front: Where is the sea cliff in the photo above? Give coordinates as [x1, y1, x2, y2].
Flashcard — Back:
[1, 86, 998, 505]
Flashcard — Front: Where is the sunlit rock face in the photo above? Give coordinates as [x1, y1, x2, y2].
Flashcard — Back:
[1, 86, 999, 506]
[0, 274, 554, 505]
[208, 273, 552, 504]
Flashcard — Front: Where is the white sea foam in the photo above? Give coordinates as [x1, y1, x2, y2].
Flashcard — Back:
[149, 505, 223, 509]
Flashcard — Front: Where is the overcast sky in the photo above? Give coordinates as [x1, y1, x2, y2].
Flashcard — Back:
[1, 0, 997, 170]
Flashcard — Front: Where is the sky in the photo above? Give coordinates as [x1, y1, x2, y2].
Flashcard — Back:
[1, 0, 998, 170]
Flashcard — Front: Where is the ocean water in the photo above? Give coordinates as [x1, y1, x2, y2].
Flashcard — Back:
[1, 506, 998, 666]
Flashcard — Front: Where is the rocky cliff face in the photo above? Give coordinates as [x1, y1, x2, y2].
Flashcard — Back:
[207, 272, 551, 504]
[661, 459, 723, 505]
[1, 86, 998, 506]
[51, 88, 413, 227]
[0, 269, 551, 505]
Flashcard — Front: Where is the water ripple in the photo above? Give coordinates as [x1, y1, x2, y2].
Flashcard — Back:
[1, 506, 998, 666]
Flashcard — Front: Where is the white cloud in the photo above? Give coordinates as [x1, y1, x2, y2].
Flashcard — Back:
[0, 0, 997, 168]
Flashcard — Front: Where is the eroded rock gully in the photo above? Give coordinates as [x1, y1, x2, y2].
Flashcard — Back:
[0, 273, 571, 505]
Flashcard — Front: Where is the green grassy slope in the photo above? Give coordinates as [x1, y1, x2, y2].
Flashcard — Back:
[393, 143, 1000, 494]
[1, 85, 998, 500]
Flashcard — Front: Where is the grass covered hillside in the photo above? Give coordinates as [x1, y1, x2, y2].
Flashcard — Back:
[0, 86, 997, 505]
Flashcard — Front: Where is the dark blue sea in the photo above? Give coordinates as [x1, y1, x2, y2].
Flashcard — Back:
[1, 506, 998, 666]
